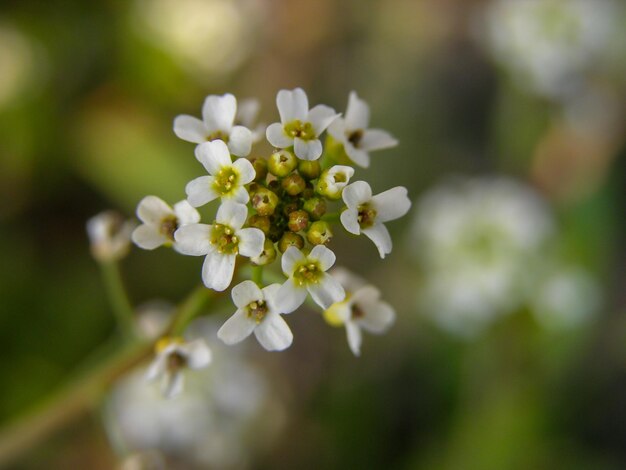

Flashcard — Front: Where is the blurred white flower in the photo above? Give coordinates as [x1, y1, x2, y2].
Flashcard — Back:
[235, 98, 265, 143]
[87, 211, 136, 262]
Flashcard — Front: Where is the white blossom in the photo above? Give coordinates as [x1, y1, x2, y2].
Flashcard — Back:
[174, 201, 264, 291]
[266, 88, 339, 161]
[340, 181, 411, 258]
[328, 91, 398, 168]
[276, 246, 345, 313]
[173, 93, 253, 157]
[316, 165, 355, 200]
[185, 140, 256, 207]
[132, 196, 200, 252]
[218, 281, 292, 351]
[235, 98, 265, 143]
[145, 337, 212, 398]
[87, 211, 136, 262]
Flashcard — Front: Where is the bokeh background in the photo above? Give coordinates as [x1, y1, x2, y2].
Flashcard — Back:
[1, 0, 625, 468]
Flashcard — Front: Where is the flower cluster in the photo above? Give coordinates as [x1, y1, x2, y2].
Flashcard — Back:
[126, 88, 410, 393]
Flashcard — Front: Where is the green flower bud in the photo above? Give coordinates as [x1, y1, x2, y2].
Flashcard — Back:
[307, 220, 332, 245]
[250, 157, 268, 182]
[247, 214, 271, 235]
[298, 160, 321, 180]
[282, 173, 306, 196]
[282, 201, 300, 216]
[303, 197, 327, 220]
[268, 149, 297, 177]
[251, 239, 277, 266]
[278, 232, 304, 253]
[251, 186, 279, 216]
[288, 210, 309, 232]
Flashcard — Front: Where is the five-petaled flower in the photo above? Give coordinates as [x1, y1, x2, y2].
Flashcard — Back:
[173, 93, 253, 157]
[328, 91, 398, 168]
[145, 336, 212, 398]
[266, 88, 339, 161]
[340, 181, 411, 258]
[217, 281, 293, 351]
[185, 140, 256, 207]
[277, 245, 345, 313]
[175, 201, 265, 291]
[132, 196, 200, 251]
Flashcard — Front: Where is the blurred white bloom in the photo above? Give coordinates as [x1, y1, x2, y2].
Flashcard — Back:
[324, 268, 395, 356]
[135, 301, 174, 340]
[236, 98, 265, 143]
[174, 201, 264, 291]
[174, 93, 253, 157]
[87, 211, 136, 262]
[316, 165, 355, 200]
[481, 0, 624, 100]
[146, 337, 211, 399]
[132, 196, 200, 251]
[266, 88, 339, 160]
[328, 91, 398, 168]
[341, 181, 411, 258]
[277, 246, 345, 312]
[218, 281, 292, 351]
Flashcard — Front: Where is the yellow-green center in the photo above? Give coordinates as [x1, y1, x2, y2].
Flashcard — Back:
[159, 215, 179, 241]
[347, 129, 363, 147]
[246, 300, 268, 324]
[211, 223, 239, 254]
[293, 261, 323, 287]
[213, 167, 239, 196]
[284, 120, 316, 140]
[206, 130, 230, 143]
[357, 203, 377, 229]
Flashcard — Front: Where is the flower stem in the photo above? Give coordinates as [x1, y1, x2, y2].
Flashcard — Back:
[251, 265, 264, 285]
[321, 212, 341, 223]
[168, 284, 215, 336]
[100, 261, 136, 339]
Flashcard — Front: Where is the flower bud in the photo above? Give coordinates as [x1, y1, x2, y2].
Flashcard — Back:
[303, 197, 327, 220]
[278, 232, 304, 253]
[282, 201, 300, 216]
[307, 220, 332, 245]
[250, 157, 268, 182]
[251, 239, 277, 266]
[268, 149, 297, 177]
[251, 186, 279, 216]
[316, 165, 355, 200]
[247, 214, 271, 235]
[282, 173, 306, 196]
[87, 211, 136, 262]
[288, 210, 309, 232]
[298, 160, 321, 180]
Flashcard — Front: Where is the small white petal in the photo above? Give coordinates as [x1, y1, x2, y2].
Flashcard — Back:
[232, 280, 263, 308]
[232, 157, 256, 185]
[237, 228, 264, 258]
[202, 93, 236, 132]
[195, 140, 232, 175]
[255, 313, 293, 351]
[344, 91, 370, 131]
[173, 224, 211, 256]
[277, 88, 308, 123]
[262, 284, 282, 312]
[294, 137, 323, 160]
[230, 186, 250, 204]
[216, 201, 248, 229]
[340, 208, 360, 235]
[145, 355, 166, 381]
[360, 300, 395, 334]
[137, 196, 173, 225]
[276, 278, 308, 313]
[185, 176, 218, 207]
[327, 117, 347, 142]
[173, 200, 200, 225]
[173, 115, 207, 143]
[344, 145, 370, 168]
[307, 105, 339, 135]
[281, 246, 306, 276]
[266, 122, 293, 148]
[346, 322, 362, 356]
[132, 225, 168, 250]
[218, 309, 256, 345]
[373, 186, 411, 223]
[202, 250, 236, 291]
[182, 339, 212, 369]
[359, 129, 398, 151]
[308, 273, 345, 310]
[342, 181, 373, 209]
[236, 98, 260, 128]
[310, 245, 336, 271]
[228, 125, 253, 157]
[362, 224, 392, 258]
[161, 371, 184, 399]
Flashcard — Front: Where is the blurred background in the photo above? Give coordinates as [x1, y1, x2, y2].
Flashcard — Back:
[1, 0, 625, 468]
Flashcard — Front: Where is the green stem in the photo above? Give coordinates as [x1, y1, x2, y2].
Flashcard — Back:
[168, 284, 214, 336]
[321, 212, 340, 223]
[100, 261, 136, 339]
[251, 265, 264, 285]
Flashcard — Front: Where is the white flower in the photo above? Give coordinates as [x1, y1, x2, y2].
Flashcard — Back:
[218, 281, 293, 351]
[266, 88, 339, 161]
[173, 93, 253, 157]
[86, 211, 136, 262]
[132, 196, 200, 251]
[316, 165, 355, 200]
[235, 98, 265, 143]
[276, 245, 345, 313]
[174, 201, 264, 291]
[185, 140, 256, 207]
[324, 269, 395, 356]
[145, 337, 212, 398]
[328, 91, 398, 168]
[340, 181, 411, 258]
